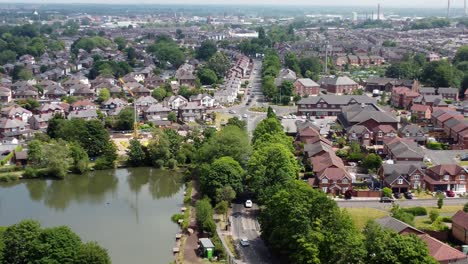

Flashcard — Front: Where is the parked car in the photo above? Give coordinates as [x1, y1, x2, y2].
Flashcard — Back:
[242, 114, 248, 119]
[445, 190, 455, 197]
[245, 200, 253, 208]
[436, 190, 447, 198]
[229, 110, 236, 114]
[460, 154, 468, 161]
[393, 192, 401, 199]
[240, 238, 250, 247]
[380, 197, 394, 203]
[404, 192, 413, 199]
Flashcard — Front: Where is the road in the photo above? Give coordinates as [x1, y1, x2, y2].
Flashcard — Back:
[213, 59, 296, 134]
[337, 197, 468, 210]
[421, 148, 466, 165]
[231, 203, 275, 264]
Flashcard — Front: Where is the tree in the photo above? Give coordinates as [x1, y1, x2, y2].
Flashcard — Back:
[167, 112, 177, 122]
[284, 52, 301, 75]
[429, 209, 439, 223]
[27, 139, 44, 167]
[299, 57, 322, 80]
[206, 52, 230, 78]
[362, 154, 383, 172]
[259, 180, 365, 264]
[382, 187, 392, 198]
[464, 202, 468, 212]
[2, 220, 42, 264]
[146, 36, 185, 68]
[200, 156, 244, 199]
[437, 196, 444, 209]
[127, 139, 146, 166]
[363, 221, 438, 264]
[226, 117, 246, 130]
[196, 40, 217, 60]
[115, 107, 135, 131]
[97, 88, 110, 103]
[454, 45, 468, 64]
[76, 242, 111, 264]
[246, 143, 299, 196]
[152, 87, 167, 101]
[421, 60, 463, 88]
[261, 76, 277, 100]
[36, 226, 82, 263]
[69, 142, 89, 174]
[147, 128, 171, 167]
[215, 185, 236, 204]
[195, 198, 215, 233]
[197, 68, 218, 85]
[267, 106, 276, 118]
[252, 117, 284, 145]
[114, 36, 126, 50]
[175, 28, 185, 39]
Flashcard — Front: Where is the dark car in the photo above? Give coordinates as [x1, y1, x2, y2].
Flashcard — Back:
[380, 197, 394, 203]
[461, 154, 468, 161]
[393, 192, 401, 199]
[404, 192, 413, 199]
[445, 190, 455, 197]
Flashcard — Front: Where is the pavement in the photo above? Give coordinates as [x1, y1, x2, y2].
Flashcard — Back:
[337, 197, 468, 209]
[231, 203, 275, 264]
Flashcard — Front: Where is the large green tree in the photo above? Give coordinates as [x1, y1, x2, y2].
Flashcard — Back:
[200, 156, 244, 199]
[421, 60, 463, 88]
[76, 242, 111, 264]
[196, 40, 217, 60]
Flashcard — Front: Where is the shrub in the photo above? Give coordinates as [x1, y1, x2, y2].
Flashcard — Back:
[464, 202, 468, 213]
[382, 187, 392, 198]
[0, 174, 19, 182]
[391, 205, 415, 226]
[437, 197, 444, 209]
[429, 210, 439, 223]
[154, 159, 165, 168]
[335, 149, 348, 158]
[402, 207, 427, 216]
[167, 158, 177, 169]
[93, 157, 114, 170]
[427, 142, 443, 150]
[440, 216, 452, 223]
[171, 213, 184, 223]
[432, 217, 449, 231]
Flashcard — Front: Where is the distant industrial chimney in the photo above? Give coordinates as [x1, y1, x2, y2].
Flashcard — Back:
[447, 0, 451, 18]
[465, 0, 467, 16]
[377, 3, 381, 20]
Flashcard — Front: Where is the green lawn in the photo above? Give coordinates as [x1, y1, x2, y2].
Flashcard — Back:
[345, 208, 388, 230]
[459, 161, 468, 166]
[418, 205, 463, 214]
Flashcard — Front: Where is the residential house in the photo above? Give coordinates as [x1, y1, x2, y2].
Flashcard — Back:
[0, 118, 31, 139]
[384, 137, 425, 163]
[413, 95, 448, 108]
[1, 105, 32, 122]
[379, 163, 425, 193]
[451, 210, 468, 244]
[297, 95, 376, 117]
[164, 95, 188, 110]
[67, 109, 98, 120]
[189, 94, 216, 108]
[438, 87, 459, 101]
[294, 78, 320, 96]
[0, 87, 12, 103]
[419, 87, 437, 96]
[376, 216, 468, 264]
[431, 109, 464, 129]
[135, 95, 158, 111]
[318, 76, 358, 94]
[143, 103, 172, 121]
[178, 102, 206, 122]
[275, 69, 297, 86]
[28, 113, 54, 130]
[391, 86, 419, 109]
[36, 103, 65, 115]
[311, 152, 352, 195]
[131, 85, 151, 97]
[72, 85, 95, 100]
[175, 63, 196, 87]
[399, 124, 427, 145]
[425, 164, 467, 193]
[347, 125, 372, 146]
[102, 98, 127, 110]
[410, 104, 432, 122]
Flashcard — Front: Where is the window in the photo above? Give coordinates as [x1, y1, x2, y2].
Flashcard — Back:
[444, 175, 449, 181]
[364, 133, 369, 139]
[342, 178, 348, 184]
[413, 175, 420, 180]
[322, 178, 329, 184]
[397, 179, 403, 184]
[322, 187, 328, 193]
[317, 104, 321, 108]
[460, 175, 466, 181]
[405, 133, 410, 137]
[378, 132, 383, 137]
[351, 133, 356, 138]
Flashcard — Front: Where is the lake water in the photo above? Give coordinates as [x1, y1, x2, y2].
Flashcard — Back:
[0, 167, 184, 264]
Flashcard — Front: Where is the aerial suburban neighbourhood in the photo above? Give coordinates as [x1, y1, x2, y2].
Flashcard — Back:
[0, 2, 467, 264]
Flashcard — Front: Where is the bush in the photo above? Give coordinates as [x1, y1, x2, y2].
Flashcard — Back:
[391, 205, 415, 226]
[437, 197, 444, 209]
[167, 158, 177, 169]
[402, 207, 427, 216]
[335, 149, 348, 158]
[429, 210, 439, 223]
[0, 174, 19, 182]
[212, 234, 226, 259]
[154, 159, 165, 169]
[464, 202, 468, 212]
[440, 216, 452, 223]
[93, 157, 114, 170]
[427, 142, 443, 150]
[382, 187, 392, 198]
[171, 213, 184, 223]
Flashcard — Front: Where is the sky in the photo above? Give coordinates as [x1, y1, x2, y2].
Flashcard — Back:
[0, 0, 463, 8]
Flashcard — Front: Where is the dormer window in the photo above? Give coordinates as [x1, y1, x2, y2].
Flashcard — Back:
[351, 133, 356, 138]
[390, 132, 395, 137]
[460, 175, 466, 181]
[378, 132, 383, 137]
[405, 132, 410, 137]
[364, 133, 369, 139]
[413, 175, 420, 180]
[397, 179, 403, 184]
[342, 178, 348, 184]
[444, 175, 449, 181]
[322, 178, 328, 184]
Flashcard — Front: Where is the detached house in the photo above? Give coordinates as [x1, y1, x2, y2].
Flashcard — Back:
[379, 163, 425, 193]
[384, 138, 425, 163]
[297, 95, 376, 117]
[425, 164, 467, 193]
[452, 210, 468, 244]
[438, 87, 459, 101]
[0, 118, 31, 139]
[319, 76, 358, 94]
[399, 124, 427, 145]
[391, 86, 419, 109]
[311, 152, 352, 195]
[178, 102, 206, 122]
[294, 78, 320, 96]
[189, 94, 216, 108]
[143, 103, 172, 121]
[164, 95, 188, 110]
[1, 105, 32, 122]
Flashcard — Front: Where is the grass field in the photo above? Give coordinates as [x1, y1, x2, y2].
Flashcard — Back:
[418, 205, 463, 214]
[459, 160, 468, 166]
[344, 208, 388, 230]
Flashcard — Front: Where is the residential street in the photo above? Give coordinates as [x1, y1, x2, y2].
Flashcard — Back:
[421, 148, 466, 165]
[337, 198, 468, 209]
[231, 203, 275, 264]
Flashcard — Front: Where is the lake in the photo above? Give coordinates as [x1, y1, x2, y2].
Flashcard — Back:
[0, 167, 184, 264]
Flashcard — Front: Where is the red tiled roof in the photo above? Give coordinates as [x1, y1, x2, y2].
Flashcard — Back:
[428, 164, 464, 176]
[452, 210, 468, 230]
[417, 234, 468, 263]
[411, 104, 430, 112]
[316, 167, 351, 181]
[373, 124, 397, 133]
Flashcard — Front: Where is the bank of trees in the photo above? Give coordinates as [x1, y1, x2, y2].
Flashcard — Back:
[46, 116, 117, 170]
[71, 36, 113, 54]
[146, 35, 185, 68]
[0, 220, 110, 264]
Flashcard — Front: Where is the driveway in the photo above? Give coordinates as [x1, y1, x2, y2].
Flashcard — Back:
[231, 203, 274, 264]
[337, 197, 468, 210]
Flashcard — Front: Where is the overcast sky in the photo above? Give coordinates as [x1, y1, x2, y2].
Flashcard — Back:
[0, 0, 462, 8]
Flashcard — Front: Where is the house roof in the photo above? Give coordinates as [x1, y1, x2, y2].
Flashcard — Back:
[452, 210, 468, 230]
[400, 124, 424, 135]
[296, 78, 319, 87]
[419, 87, 436, 94]
[320, 76, 357, 86]
[428, 164, 464, 176]
[376, 216, 424, 234]
[417, 234, 468, 263]
[298, 95, 376, 106]
[386, 138, 424, 160]
[438, 87, 458, 95]
[410, 104, 430, 112]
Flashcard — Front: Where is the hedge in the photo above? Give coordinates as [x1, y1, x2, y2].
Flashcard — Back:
[402, 207, 427, 216]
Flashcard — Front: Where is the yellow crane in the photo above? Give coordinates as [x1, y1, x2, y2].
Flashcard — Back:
[119, 78, 139, 139]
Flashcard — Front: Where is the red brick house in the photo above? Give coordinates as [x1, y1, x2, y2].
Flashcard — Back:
[294, 78, 320, 96]
[379, 164, 425, 193]
[410, 104, 431, 121]
[319, 76, 358, 94]
[452, 210, 468, 244]
[311, 152, 352, 195]
[391, 86, 419, 109]
[425, 164, 467, 193]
